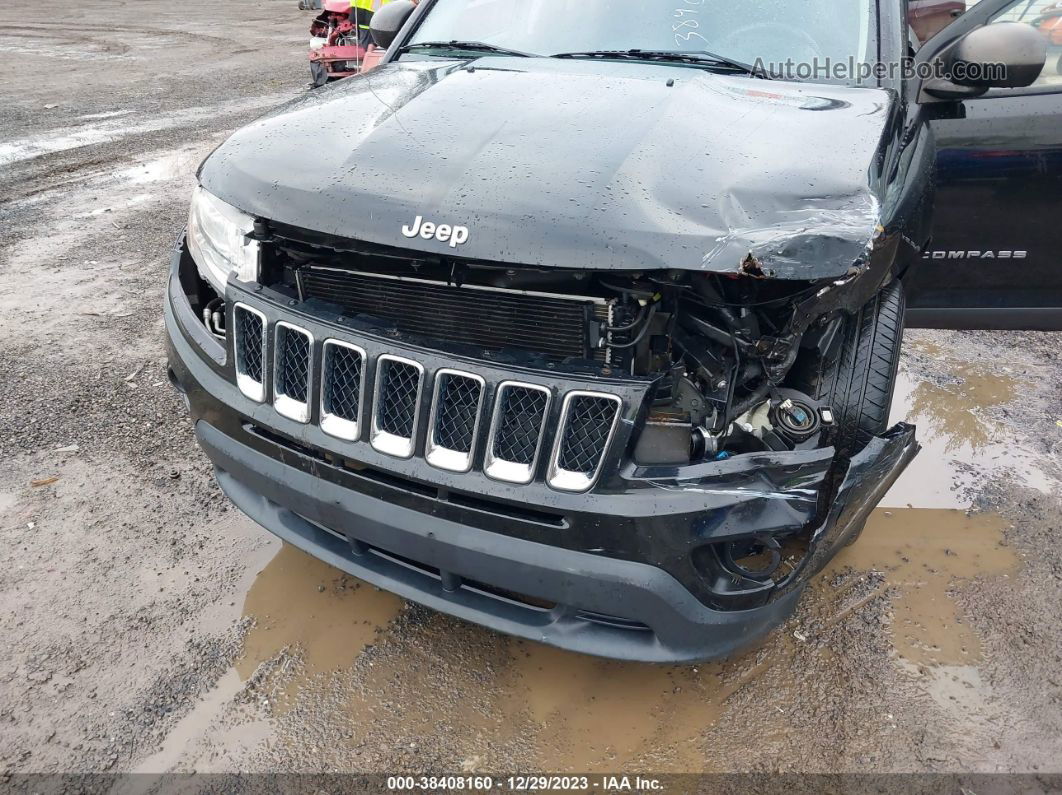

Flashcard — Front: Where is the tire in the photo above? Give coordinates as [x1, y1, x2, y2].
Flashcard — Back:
[792, 280, 906, 456]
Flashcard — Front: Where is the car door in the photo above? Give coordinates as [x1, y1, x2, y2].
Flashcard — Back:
[904, 0, 1062, 330]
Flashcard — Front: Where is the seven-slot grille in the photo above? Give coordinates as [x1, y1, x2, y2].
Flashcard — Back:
[231, 313, 624, 492]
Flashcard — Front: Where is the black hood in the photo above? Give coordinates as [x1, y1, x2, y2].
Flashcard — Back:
[200, 58, 893, 279]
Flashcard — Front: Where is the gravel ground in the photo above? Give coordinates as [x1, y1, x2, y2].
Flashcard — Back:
[1, 0, 1061, 783]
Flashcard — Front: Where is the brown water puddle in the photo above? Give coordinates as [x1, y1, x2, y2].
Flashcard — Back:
[332, 626, 782, 774]
[501, 642, 730, 772]
[884, 366, 1050, 509]
[905, 363, 1015, 452]
[830, 508, 1017, 666]
[237, 543, 403, 687]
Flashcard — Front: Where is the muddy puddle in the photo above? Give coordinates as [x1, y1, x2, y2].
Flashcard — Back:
[237, 543, 404, 700]
[884, 357, 1051, 509]
[226, 508, 1017, 773]
[828, 509, 1017, 666]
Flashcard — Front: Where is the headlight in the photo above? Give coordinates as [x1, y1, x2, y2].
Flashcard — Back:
[187, 186, 260, 295]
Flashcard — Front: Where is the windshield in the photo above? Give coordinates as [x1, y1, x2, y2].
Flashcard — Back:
[404, 0, 876, 84]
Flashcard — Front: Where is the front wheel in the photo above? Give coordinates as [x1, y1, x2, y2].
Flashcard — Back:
[792, 280, 906, 456]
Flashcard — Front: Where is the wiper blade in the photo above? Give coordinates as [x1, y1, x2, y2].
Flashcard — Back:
[399, 40, 538, 58]
[552, 49, 768, 78]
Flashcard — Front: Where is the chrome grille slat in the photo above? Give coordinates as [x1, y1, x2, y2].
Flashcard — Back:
[484, 382, 551, 485]
[426, 370, 485, 473]
[233, 303, 267, 403]
[371, 355, 424, 459]
[273, 322, 313, 423]
[548, 392, 622, 493]
[320, 340, 366, 441]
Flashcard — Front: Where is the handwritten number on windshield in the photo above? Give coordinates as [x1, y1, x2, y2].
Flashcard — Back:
[673, 0, 709, 48]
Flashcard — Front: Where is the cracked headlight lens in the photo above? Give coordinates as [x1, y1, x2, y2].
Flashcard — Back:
[187, 186, 260, 295]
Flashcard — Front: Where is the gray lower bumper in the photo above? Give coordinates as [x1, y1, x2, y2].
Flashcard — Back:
[197, 420, 805, 663]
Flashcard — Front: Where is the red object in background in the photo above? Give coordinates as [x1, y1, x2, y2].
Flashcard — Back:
[310, 2, 372, 82]
[1035, 2, 1062, 45]
[310, 44, 370, 80]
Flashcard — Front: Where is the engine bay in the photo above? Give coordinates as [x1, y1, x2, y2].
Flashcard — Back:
[256, 226, 850, 470]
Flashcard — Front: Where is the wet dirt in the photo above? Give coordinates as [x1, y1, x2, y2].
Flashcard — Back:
[2, 0, 1062, 780]
[237, 543, 404, 693]
[831, 509, 1017, 667]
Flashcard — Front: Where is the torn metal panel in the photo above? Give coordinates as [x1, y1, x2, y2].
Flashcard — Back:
[704, 192, 883, 280]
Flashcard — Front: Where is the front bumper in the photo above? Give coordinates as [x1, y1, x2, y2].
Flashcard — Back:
[165, 247, 918, 662]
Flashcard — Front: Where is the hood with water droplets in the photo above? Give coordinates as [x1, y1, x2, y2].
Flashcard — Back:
[200, 57, 892, 278]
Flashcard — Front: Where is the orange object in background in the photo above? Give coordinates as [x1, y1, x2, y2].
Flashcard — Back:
[359, 46, 386, 73]
[1037, 2, 1062, 45]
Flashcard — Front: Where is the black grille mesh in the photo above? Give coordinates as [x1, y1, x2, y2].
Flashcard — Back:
[276, 326, 310, 403]
[378, 360, 420, 438]
[492, 386, 548, 466]
[323, 344, 363, 422]
[299, 269, 597, 360]
[234, 307, 264, 384]
[433, 374, 482, 454]
[558, 396, 618, 475]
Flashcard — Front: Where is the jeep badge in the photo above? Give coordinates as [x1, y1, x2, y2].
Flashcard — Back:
[401, 215, 469, 248]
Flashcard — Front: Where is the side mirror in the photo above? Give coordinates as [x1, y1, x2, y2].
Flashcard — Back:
[947, 21, 1046, 88]
[370, 0, 417, 50]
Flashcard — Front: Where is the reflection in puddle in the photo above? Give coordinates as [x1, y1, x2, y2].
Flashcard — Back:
[831, 508, 1017, 666]
[884, 366, 1050, 509]
[905, 363, 1015, 452]
[238, 543, 403, 682]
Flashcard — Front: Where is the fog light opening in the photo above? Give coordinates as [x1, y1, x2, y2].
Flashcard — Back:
[722, 536, 783, 581]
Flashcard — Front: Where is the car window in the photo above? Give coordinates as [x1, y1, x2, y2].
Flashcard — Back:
[405, 0, 876, 85]
[910, 0, 1062, 89]
[989, 0, 1062, 88]
[909, 0, 966, 43]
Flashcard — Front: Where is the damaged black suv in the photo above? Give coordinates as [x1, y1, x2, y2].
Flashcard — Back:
[166, 0, 1062, 661]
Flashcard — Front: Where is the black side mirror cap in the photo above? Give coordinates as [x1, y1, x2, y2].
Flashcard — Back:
[370, 0, 417, 50]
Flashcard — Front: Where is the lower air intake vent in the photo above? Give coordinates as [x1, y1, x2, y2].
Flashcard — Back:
[371, 355, 423, 458]
[233, 303, 266, 402]
[274, 322, 313, 422]
[485, 382, 550, 485]
[548, 392, 622, 493]
[427, 370, 484, 472]
[320, 340, 365, 440]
